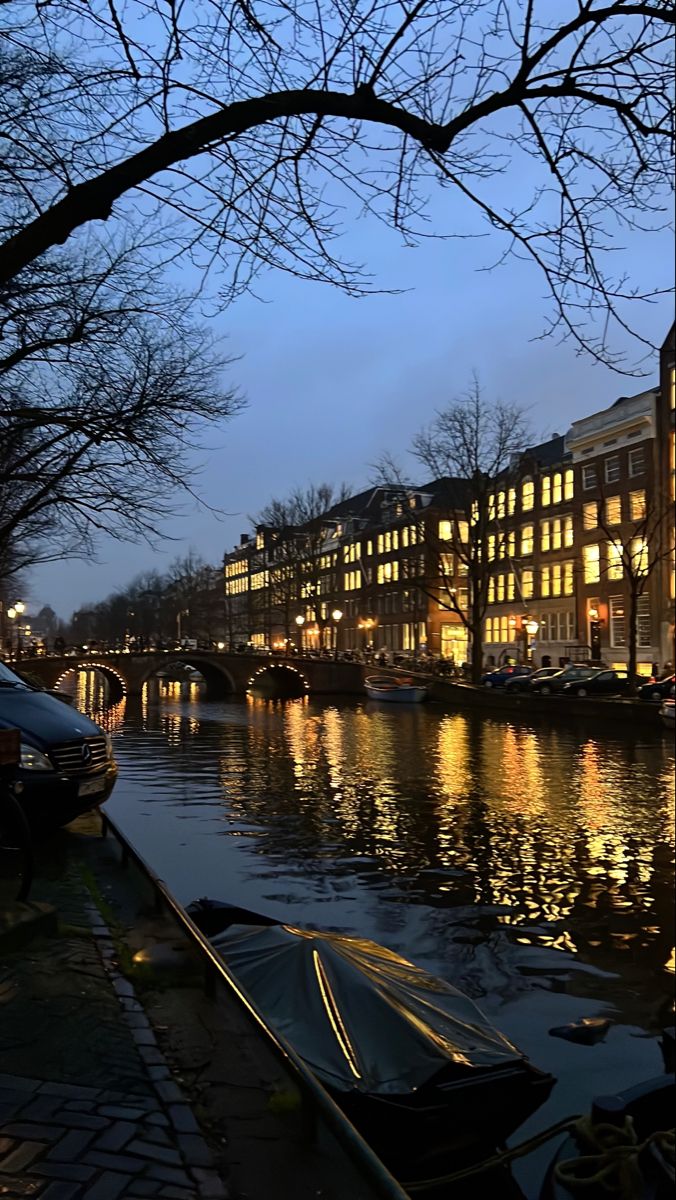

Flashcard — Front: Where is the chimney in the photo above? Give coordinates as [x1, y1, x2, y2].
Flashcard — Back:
[240, 533, 250, 545]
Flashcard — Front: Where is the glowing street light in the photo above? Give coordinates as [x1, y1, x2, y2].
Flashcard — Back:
[332, 608, 343, 661]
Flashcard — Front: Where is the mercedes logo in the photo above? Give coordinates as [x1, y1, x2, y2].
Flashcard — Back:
[81, 743, 92, 765]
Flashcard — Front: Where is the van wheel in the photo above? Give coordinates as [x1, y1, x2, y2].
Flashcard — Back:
[576, 687, 588, 697]
[651, 689, 662, 701]
[540, 685, 551, 696]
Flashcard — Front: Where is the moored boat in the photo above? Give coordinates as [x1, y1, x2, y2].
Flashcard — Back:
[187, 899, 554, 1184]
[364, 675, 427, 703]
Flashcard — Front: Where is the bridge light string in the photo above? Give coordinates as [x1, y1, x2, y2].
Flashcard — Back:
[54, 661, 128, 697]
[247, 663, 310, 694]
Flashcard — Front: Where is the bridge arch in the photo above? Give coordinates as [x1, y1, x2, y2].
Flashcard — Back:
[53, 660, 128, 704]
[140, 656, 236, 700]
[247, 662, 310, 699]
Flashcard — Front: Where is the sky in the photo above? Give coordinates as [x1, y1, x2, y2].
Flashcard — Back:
[27, 185, 674, 622]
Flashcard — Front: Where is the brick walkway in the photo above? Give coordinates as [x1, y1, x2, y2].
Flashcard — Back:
[0, 855, 227, 1199]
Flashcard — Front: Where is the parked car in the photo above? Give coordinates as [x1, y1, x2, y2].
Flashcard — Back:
[528, 665, 599, 695]
[0, 659, 117, 830]
[480, 665, 532, 688]
[638, 675, 676, 702]
[504, 667, 561, 693]
[561, 668, 642, 698]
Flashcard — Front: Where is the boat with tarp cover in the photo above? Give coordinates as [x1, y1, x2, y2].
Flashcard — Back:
[364, 676, 427, 703]
[187, 899, 554, 1184]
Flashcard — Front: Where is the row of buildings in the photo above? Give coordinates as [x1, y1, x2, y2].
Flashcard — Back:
[223, 326, 675, 672]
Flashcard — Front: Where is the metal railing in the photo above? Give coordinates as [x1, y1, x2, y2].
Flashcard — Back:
[99, 809, 408, 1200]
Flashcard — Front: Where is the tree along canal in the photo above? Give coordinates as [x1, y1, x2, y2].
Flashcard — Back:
[65, 673, 675, 1195]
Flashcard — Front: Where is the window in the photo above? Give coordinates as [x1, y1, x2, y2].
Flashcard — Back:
[458, 520, 469, 542]
[609, 596, 625, 647]
[541, 520, 551, 553]
[607, 541, 623, 580]
[582, 464, 597, 490]
[438, 520, 452, 541]
[564, 469, 574, 500]
[563, 515, 574, 547]
[507, 488, 516, 516]
[507, 573, 515, 601]
[488, 577, 495, 604]
[497, 491, 506, 519]
[392, 530, 399, 551]
[563, 560, 574, 595]
[631, 537, 648, 575]
[552, 473, 563, 504]
[541, 565, 551, 597]
[584, 544, 600, 583]
[551, 563, 562, 596]
[402, 527, 409, 547]
[522, 479, 534, 511]
[551, 518, 563, 550]
[367, 540, 373, 556]
[488, 493, 496, 521]
[605, 456, 620, 484]
[521, 524, 534, 555]
[629, 447, 645, 476]
[583, 501, 598, 530]
[488, 534, 496, 561]
[485, 618, 494, 643]
[629, 490, 646, 521]
[522, 568, 534, 599]
[637, 596, 652, 648]
[497, 574, 505, 602]
[541, 475, 551, 507]
[507, 530, 516, 558]
[605, 496, 622, 525]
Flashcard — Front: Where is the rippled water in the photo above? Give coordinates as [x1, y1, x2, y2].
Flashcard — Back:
[68, 673, 675, 1193]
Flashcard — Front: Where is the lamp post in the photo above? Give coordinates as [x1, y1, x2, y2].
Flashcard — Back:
[523, 617, 539, 665]
[331, 608, 343, 661]
[6, 602, 25, 659]
[176, 609, 189, 644]
[295, 613, 305, 654]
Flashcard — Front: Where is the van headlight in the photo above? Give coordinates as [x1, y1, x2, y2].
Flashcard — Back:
[20, 743, 53, 771]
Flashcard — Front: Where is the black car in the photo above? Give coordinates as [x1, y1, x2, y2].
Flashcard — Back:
[528, 665, 599, 695]
[561, 668, 642, 698]
[638, 675, 675, 702]
[503, 667, 560, 693]
[0, 659, 117, 829]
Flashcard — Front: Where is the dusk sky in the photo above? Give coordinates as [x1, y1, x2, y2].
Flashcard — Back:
[28, 181, 674, 621]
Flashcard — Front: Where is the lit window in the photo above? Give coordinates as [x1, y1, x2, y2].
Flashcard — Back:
[488, 534, 496, 561]
[485, 618, 493, 643]
[522, 568, 534, 599]
[488, 577, 495, 604]
[497, 491, 506, 519]
[552, 473, 562, 504]
[541, 565, 551, 597]
[521, 525, 534, 555]
[507, 488, 516, 515]
[564, 469, 574, 500]
[563, 561, 574, 595]
[551, 518, 563, 550]
[402, 527, 409, 547]
[541, 520, 551, 552]
[631, 537, 648, 575]
[458, 521, 469, 542]
[583, 544, 600, 583]
[377, 534, 384, 554]
[637, 596, 652, 648]
[583, 501, 597, 530]
[385, 531, 392, 552]
[471, 501, 479, 525]
[507, 530, 516, 557]
[605, 456, 620, 484]
[507, 573, 515, 601]
[605, 496, 622, 525]
[552, 563, 562, 596]
[541, 475, 551, 507]
[255, 531, 265, 550]
[607, 541, 623, 580]
[670, 365, 675, 410]
[488, 493, 496, 521]
[563, 515, 574, 547]
[629, 490, 646, 521]
[629, 447, 645, 476]
[438, 519, 452, 541]
[392, 530, 399, 551]
[582, 464, 597, 490]
[522, 479, 534, 511]
[497, 575, 505, 602]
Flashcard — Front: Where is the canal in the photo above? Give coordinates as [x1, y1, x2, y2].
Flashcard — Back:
[67, 673, 675, 1194]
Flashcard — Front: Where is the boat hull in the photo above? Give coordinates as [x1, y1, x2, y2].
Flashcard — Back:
[365, 684, 427, 703]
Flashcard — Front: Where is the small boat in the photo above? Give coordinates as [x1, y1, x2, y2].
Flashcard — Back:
[187, 899, 554, 1183]
[540, 1071, 675, 1200]
[660, 698, 674, 728]
[365, 675, 427, 703]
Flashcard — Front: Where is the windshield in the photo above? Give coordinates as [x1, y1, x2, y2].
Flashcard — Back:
[0, 660, 31, 688]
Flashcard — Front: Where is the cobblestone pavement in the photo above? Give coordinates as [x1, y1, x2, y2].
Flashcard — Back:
[0, 849, 227, 1200]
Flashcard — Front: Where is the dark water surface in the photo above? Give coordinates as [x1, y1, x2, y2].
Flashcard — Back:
[75, 676, 674, 1193]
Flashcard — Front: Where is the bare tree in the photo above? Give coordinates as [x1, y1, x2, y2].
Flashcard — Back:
[380, 378, 531, 681]
[0, 3, 673, 369]
[596, 485, 674, 690]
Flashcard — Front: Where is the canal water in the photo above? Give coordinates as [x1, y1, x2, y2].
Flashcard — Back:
[68, 673, 675, 1195]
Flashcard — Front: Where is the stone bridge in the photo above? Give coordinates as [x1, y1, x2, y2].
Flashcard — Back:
[18, 651, 364, 701]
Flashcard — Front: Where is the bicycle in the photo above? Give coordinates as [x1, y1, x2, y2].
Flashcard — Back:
[0, 728, 34, 902]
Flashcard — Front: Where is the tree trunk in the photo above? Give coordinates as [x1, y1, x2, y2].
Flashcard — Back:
[471, 611, 483, 683]
[628, 586, 639, 696]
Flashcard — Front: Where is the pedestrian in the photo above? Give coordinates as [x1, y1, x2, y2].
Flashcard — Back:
[651, 662, 660, 678]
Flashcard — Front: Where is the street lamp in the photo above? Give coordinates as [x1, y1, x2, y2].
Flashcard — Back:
[176, 609, 189, 644]
[523, 617, 539, 665]
[331, 608, 343, 661]
[295, 614, 305, 654]
[6, 602, 25, 658]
